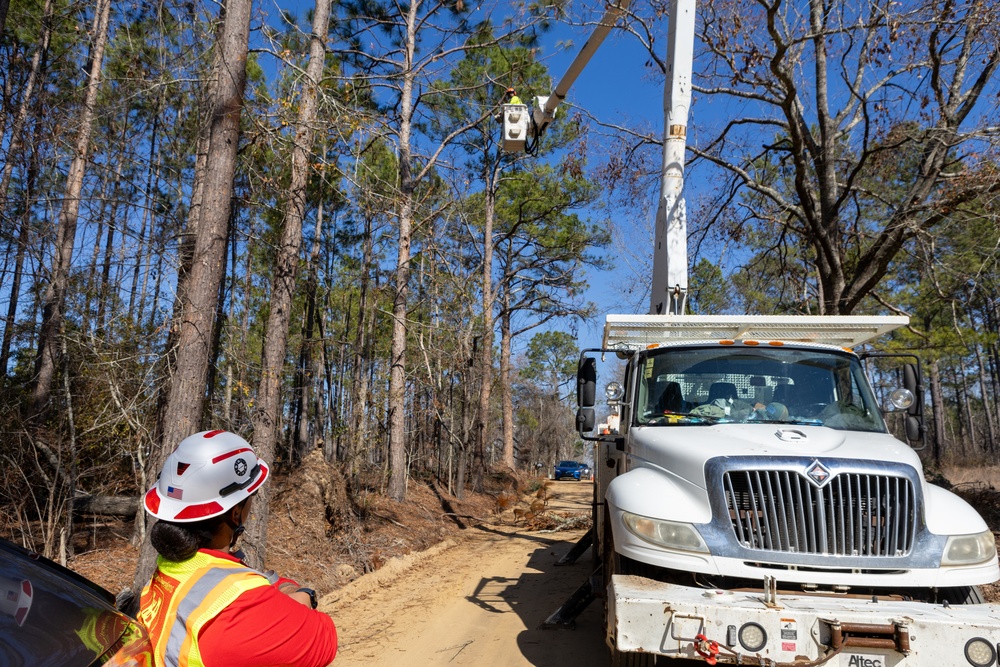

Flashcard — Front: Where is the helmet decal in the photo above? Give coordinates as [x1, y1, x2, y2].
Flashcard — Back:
[212, 447, 253, 464]
[144, 488, 160, 514]
[175, 501, 224, 521]
[234, 458, 248, 477]
[176, 462, 190, 475]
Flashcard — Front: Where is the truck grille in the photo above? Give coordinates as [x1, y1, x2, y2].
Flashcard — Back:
[722, 470, 917, 557]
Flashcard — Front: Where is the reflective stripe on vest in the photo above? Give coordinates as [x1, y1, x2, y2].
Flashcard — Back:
[141, 552, 269, 667]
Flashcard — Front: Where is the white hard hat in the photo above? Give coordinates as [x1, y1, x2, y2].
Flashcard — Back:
[143, 430, 269, 522]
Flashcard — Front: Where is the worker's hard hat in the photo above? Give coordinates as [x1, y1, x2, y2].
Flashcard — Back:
[505, 87, 515, 94]
[143, 430, 269, 522]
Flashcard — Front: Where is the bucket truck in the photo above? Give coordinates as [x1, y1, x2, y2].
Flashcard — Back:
[505, 2, 1000, 666]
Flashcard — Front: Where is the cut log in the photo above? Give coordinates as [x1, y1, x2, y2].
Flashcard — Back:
[73, 495, 139, 517]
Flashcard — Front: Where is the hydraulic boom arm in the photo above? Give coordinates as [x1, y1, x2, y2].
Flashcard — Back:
[532, 1, 633, 137]
[650, 0, 695, 316]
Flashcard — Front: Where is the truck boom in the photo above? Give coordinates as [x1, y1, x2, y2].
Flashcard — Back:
[532, 1, 632, 138]
[650, 0, 695, 317]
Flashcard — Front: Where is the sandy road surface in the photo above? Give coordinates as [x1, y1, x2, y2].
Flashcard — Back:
[322, 480, 610, 667]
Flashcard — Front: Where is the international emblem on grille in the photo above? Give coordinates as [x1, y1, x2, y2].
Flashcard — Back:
[805, 460, 832, 487]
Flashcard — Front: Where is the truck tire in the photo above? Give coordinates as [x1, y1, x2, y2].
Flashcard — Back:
[938, 585, 986, 604]
[604, 509, 658, 667]
[611, 649, 658, 667]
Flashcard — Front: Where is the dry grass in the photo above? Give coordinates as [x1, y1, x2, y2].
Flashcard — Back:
[942, 465, 1000, 490]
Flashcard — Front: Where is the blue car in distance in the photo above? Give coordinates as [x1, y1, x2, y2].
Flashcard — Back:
[553, 460, 587, 481]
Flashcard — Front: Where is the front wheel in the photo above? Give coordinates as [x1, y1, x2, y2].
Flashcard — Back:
[937, 585, 986, 604]
[611, 649, 658, 667]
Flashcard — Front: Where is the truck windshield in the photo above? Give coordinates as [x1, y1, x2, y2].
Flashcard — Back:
[634, 345, 887, 433]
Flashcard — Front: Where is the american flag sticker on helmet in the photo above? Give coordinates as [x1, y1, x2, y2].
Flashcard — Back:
[166, 486, 183, 500]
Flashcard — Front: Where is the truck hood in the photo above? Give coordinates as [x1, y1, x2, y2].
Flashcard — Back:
[629, 423, 922, 490]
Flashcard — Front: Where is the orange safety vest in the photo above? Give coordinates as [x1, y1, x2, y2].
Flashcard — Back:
[138, 551, 270, 667]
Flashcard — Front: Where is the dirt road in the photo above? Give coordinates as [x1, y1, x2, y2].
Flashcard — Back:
[322, 480, 609, 667]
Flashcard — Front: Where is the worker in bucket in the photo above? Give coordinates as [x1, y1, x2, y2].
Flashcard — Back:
[495, 87, 524, 122]
[137, 430, 337, 667]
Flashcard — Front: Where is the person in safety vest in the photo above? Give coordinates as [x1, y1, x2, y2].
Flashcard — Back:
[495, 87, 524, 122]
[503, 87, 523, 105]
[137, 430, 337, 667]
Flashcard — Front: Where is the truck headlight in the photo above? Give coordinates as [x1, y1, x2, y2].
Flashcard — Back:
[942, 530, 997, 566]
[622, 511, 709, 553]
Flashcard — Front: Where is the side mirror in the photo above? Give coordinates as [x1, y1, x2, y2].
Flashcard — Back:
[577, 407, 596, 432]
[901, 363, 924, 445]
[578, 357, 597, 408]
[862, 352, 926, 450]
[903, 363, 920, 416]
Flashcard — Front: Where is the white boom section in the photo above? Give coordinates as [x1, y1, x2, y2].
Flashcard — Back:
[532, 1, 632, 137]
[602, 314, 909, 349]
[649, 0, 696, 316]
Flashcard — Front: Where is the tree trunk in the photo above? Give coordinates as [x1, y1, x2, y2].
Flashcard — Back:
[299, 199, 325, 459]
[1, 96, 44, 376]
[0, 0, 52, 206]
[386, 0, 421, 502]
[1, 170, 34, 376]
[929, 359, 946, 467]
[347, 214, 374, 477]
[131, 107, 161, 319]
[0, 0, 9, 37]
[473, 172, 499, 487]
[245, 0, 330, 569]
[131, 0, 253, 593]
[499, 299, 515, 469]
[974, 342, 997, 453]
[96, 122, 129, 334]
[30, 0, 111, 420]
[959, 357, 978, 453]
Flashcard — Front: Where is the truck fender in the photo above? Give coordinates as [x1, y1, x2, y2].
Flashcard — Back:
[605, 466, 712, 528]
[923, 483, 990, 535]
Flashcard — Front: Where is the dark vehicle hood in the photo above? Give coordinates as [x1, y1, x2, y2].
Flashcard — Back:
[0, 539, 133, 666]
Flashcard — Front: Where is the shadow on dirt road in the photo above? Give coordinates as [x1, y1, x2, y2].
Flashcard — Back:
[327, 480, 613, 666]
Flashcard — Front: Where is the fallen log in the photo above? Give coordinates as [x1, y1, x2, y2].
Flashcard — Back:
[73, 495, 139, 517]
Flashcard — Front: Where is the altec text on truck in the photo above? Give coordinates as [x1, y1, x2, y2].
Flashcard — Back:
[577, 315, 1000, 667]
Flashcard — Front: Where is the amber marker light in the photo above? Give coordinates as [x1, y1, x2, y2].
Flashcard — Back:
[769, 341, 784, 346]
[743, 340, 759, 346]
[719, 340, 735, 345]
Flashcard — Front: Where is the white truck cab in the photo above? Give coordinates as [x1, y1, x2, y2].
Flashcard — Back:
[579, 314, 1000, 666]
